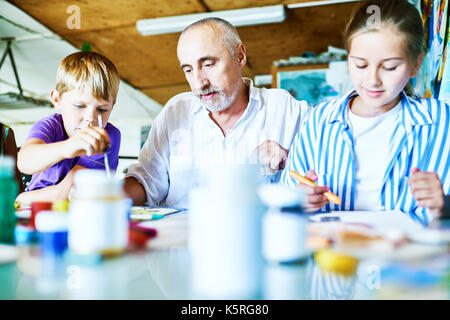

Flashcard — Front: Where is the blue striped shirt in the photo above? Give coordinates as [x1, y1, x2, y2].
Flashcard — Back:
[280, 90, 450, 225]
[307, 259, 356, 300]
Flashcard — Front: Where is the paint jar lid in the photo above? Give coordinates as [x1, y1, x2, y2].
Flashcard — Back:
[35, 210, 68, 232]
[31, 201, 53, 212]
[258, 183, 303, 209]
[52, 200, 69, 213]
[72, 169, 123, 199]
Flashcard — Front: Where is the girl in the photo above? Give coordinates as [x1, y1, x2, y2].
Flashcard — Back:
[281, 0, 449, 225]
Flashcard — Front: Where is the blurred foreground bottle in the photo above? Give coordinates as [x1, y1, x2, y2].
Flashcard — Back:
[189, 164, 264, 299]
[0, 156, 18, 244]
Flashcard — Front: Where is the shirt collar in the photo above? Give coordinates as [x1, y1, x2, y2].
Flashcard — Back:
[399, 92, 433, 132]
[245, 77, 262, 108]
[326, 89, 433, 132]
[192, 77, 261, 115]
[325, 89, 357, 125]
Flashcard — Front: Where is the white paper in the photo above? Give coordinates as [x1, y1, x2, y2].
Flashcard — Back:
[309, 210, 425, 236]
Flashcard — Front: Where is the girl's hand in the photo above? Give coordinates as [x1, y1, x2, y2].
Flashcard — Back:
[253, 140, 288, 175]
[298, 170, 329, 212]
[409, 167, 445, 218]
[63, 126, 110, 158]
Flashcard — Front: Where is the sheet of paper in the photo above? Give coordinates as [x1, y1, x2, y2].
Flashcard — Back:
[309, 210, 425, 235]
[309, 211, 448, 260]
[130, 206, 182, 220]
[139, 212, 188, 248]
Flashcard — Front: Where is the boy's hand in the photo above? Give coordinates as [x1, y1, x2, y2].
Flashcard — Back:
[63, 126, 111, 158]
[409, 167, 444, 218]
[298, 170, 329, 212]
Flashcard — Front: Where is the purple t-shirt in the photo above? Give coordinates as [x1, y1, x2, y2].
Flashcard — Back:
[26, 113, 121, 191]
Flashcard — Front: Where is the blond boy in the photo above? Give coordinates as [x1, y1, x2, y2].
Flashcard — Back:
[16, 51, 121, 204]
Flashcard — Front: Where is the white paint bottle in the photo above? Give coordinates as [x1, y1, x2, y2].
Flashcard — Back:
[259, 184, 308, 263]
[68, 169, 130, 257]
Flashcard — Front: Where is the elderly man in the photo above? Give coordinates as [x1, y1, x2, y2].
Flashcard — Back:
[123, 17, 309, 207]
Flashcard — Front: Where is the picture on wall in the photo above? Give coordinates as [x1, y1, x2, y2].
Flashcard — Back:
[278, 69, 339, 106]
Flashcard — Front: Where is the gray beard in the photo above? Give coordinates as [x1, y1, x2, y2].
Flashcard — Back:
[202, 94, 233, 112]
[195, 86, 239, 113]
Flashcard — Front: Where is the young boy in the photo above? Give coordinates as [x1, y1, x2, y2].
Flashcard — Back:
[16, 51, 121, 205]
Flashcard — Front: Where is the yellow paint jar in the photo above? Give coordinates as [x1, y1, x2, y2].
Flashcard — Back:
[314, 249, 359, 276]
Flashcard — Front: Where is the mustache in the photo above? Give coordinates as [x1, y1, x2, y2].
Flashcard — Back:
[193, 86, 223, 97]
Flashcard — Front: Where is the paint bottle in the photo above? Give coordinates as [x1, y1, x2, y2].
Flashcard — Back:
[35, 210, 69, 256]
[30, 201, 53, 230]
[68, 169, 130, 257]
[189, 164, 264, 299]
[0, 156, 18, 244]
[258, 183, 309, 263]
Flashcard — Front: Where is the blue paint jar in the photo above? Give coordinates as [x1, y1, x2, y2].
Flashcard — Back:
[35, 210, 68, 256]
[14, 224, 37, 245]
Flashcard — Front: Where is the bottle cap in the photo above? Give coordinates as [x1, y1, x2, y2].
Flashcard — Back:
[258, 183, 303, 209]
[198, 164, 261, 191]
[52, 200, 69, 213]
[73, 169, 123, 199]
[35, 210, 68, 232]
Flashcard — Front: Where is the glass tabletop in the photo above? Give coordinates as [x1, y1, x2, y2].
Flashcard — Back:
[0, 213, 449, 300]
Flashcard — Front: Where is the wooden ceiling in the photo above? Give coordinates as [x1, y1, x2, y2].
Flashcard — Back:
[8, 0, 362, 106]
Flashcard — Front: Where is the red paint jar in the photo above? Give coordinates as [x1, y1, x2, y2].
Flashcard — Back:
[30, 202, 53, 229]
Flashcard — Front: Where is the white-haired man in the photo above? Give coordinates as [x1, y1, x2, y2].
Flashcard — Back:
[124, 18, 310, 207]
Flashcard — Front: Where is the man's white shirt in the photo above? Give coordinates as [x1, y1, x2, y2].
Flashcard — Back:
[126, 78, 310, 207]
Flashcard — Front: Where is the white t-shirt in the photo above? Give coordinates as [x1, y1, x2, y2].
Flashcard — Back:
[348, 102, 401, 210]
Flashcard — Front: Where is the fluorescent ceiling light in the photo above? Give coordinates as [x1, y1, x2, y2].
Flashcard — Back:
[287, 0, 360, 9]
[136, 5, 285, 36]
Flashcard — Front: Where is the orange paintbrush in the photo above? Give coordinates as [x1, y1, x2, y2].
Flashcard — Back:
[289, 171, 341, 205]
